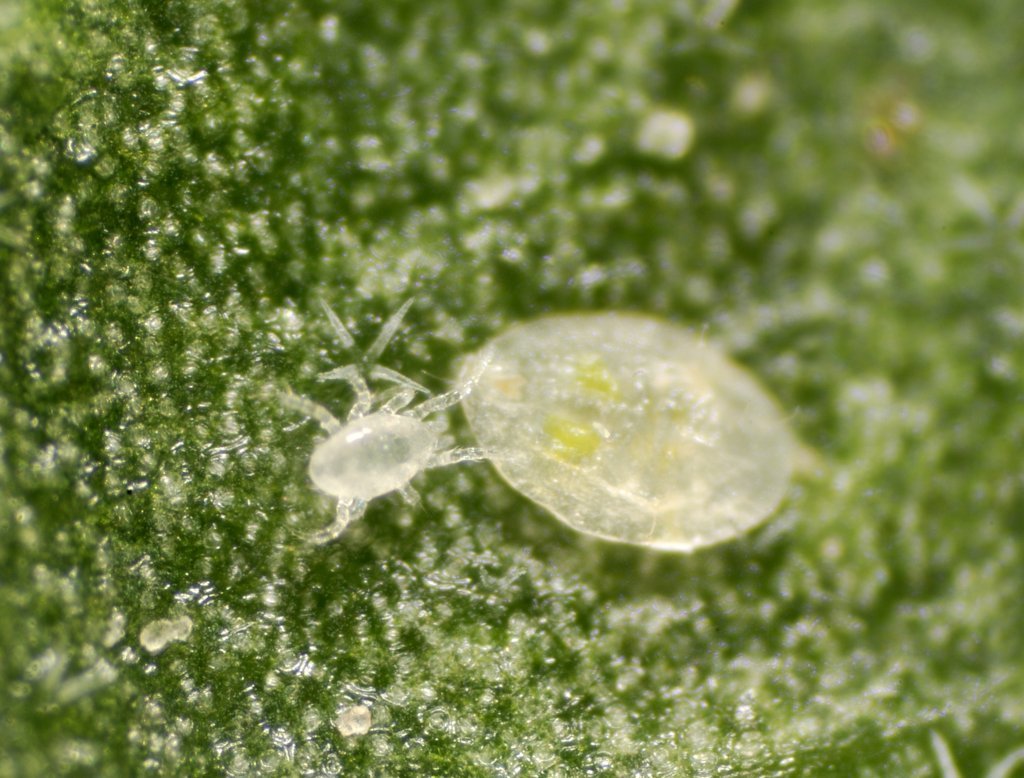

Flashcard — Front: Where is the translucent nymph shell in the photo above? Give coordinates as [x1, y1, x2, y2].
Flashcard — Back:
[459, 312, 795, 551]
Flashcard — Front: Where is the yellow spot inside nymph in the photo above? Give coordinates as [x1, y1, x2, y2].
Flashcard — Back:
[573, 354, 621, 401]
[544, 413, 604, 462]
[488, 372, 526, 401]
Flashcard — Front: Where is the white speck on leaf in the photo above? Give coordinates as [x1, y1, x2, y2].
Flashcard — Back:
[636, 109, 696, 160]
[335, 704, 372, 737]
[139, 615, 193, 654]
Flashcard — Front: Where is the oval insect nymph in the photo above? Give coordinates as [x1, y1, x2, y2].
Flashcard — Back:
[458, 312, 796, 552]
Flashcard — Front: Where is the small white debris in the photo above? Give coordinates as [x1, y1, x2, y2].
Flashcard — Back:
[523, 28, 552, 56]
[573, 134, 606, 166]
[102, 609, 126, 648]
[635, 109, 696, 161]
[731, 73, 774, 117]
[319, 15, 341, 43]
[56, 660, 118, 705]
[467, 174, 519, 210]
[335, 704, 372, 737]
[139, 615, 193, 654]
[702, 0, 740, 28]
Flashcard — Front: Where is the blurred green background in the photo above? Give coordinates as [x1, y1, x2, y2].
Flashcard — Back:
[2, 0, 1022, 775]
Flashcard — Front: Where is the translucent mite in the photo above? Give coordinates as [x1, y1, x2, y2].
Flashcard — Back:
[458, 312, 796, 551]
[282, 300, 488, 544]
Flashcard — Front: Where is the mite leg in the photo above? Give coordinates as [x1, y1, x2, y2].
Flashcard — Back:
[398, 483, 422, 509]
[309, 498, 367, 545]
[319, 364, 372, 419]
[379, 387, 418, 414]
[280, 388, 343, 434]
[428, 446, 494, 468]
[411, 347, 493, 420]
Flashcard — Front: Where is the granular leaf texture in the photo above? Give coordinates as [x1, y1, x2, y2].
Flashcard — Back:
[1, 0, 1022, 775]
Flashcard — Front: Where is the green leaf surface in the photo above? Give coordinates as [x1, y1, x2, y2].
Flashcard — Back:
[2, 0, 1022, 775]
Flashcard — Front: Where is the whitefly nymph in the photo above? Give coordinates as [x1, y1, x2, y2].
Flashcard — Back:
[282, 300, 490, 544]
[458, 312, 796, 552]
